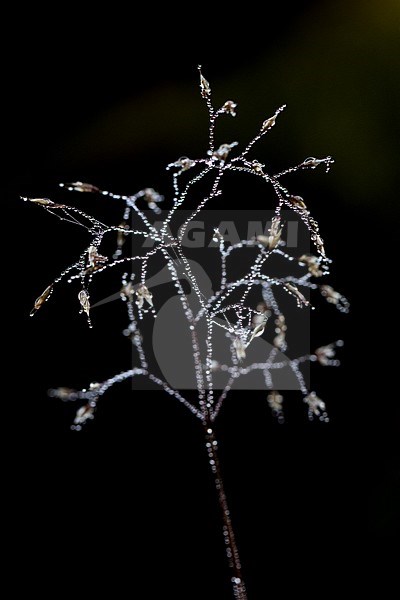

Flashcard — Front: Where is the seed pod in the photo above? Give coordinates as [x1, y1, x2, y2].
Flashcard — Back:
[284, 283, 310, 307]
[233, 337, 246, 362]
[320, 285, 349, 313]
[25, 197, 67, 208]
[262, 115, 277, 131]
[251, 160, 264, 174]
[287, 195, 307, 210]
[78, 289, 90, 316]
[30, 283, 53, 317]
[247, 316, 268, 347]
[315, 344, 336, 366]
[267, 391, 283, 411]
[210, 360, 220, 372]
[48, 387, 76, 400]
[257, 217, 282, 250]
[252, 303, 270, 328]
[313, 234, 326, 257]
[199, 71, 211, 98]
[27, 198, 52, 206]
[135, 284, 153, 309]
[273, 315, 287, 350]
[302, 156, 334, 171]
[221, 100, 237, 116]
[320, 285, 340, 304]
[298, 254, 323, 277]
[304, 392, 325, 416]
[169, 157, 196, 173]
[121, 281, 135, 300]
[209, 142, 238, 162]
[261, 104, 286, 132]
[88, 245, 108, 267]
[74, 404, 94, 425]
[142, 188, 164, 213]
[63, 182, 100, 193]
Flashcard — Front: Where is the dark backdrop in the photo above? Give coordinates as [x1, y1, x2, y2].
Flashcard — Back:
[5, 1, 399, 597]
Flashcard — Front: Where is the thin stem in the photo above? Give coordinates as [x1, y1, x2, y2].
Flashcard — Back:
[204, 425, 248, 600]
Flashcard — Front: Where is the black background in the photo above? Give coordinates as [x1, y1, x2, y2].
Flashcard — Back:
[5, 1, 399, 597]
